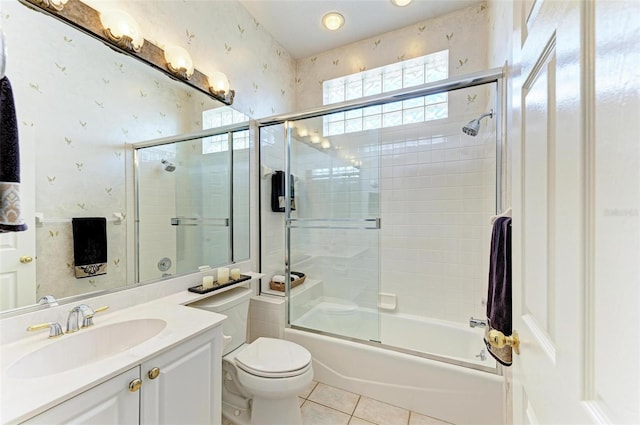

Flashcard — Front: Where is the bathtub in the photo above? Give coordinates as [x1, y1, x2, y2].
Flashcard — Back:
[286, 302, 504, 424]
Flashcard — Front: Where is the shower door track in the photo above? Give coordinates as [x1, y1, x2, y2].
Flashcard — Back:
[289, 324, 500, 375]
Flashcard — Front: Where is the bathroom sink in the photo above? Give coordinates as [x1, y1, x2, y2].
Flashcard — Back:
[7, 318, 167, 379]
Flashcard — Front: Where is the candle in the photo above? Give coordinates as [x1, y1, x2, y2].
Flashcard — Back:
[217, 267, 229, 284]
[202, 275, 214, 289]
[231, 268, 241, 280]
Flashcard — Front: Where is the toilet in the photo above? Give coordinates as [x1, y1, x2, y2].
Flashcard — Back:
[190, 286, 313, 425]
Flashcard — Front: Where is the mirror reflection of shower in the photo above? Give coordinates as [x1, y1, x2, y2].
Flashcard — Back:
[161, 159, 176, 172]
[462, 109, 493, 136]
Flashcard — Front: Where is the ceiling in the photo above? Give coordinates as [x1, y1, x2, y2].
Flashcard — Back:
[238, 0, 482, 59]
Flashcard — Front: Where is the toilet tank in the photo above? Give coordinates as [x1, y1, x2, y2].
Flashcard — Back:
[190, 286, 252, 355]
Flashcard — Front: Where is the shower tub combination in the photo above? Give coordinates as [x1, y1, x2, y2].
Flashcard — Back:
[259, 69, 506, 425]
[286, 300, 503, 425]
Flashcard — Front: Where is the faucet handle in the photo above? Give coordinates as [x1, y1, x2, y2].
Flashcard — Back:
[27, 322, 64, 338]
[82, 306, 109, 327]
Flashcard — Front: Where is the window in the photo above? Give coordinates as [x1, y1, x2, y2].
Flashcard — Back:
[322, 50, 449, 136]
[202, 106, 250, 154]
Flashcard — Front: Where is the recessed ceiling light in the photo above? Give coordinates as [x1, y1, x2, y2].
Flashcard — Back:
[391, 0, 413, 6]
[322, 12, 344, 31]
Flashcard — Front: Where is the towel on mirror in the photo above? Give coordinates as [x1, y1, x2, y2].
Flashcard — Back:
[72, 217, 107, 278]
[0, 76, 27, 233]
[484, 216, 512, 366]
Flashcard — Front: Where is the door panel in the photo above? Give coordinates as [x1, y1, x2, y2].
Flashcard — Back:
[512, 0, 588, 423]
[512, 0, 640, 423]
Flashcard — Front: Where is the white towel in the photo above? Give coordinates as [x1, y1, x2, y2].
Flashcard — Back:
[272, 275, 286, 283]
[272, 274, 300, 283]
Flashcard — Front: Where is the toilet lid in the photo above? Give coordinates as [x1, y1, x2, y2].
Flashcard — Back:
[235, 337, 311, 377]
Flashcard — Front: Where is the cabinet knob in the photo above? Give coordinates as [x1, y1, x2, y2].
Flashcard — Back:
[148, 367, 160, 380]
[128, 378, 142, 392]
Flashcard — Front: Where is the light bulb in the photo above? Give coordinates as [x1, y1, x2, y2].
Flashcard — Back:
[164, 45, 194, 79]
[321, 140, 331, 149]
[391, 0, 413, 6]
[322, 12, 344, 31]
[100, 9, 144, 52]
[208, 71, 230, 95]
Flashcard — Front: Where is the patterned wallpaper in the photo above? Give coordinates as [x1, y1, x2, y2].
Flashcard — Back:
[82, 0, 297, 119]
[294, 3, 488, 111]
[1, 0, 296, 302]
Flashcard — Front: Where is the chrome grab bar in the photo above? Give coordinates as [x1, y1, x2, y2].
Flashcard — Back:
[170, 217, 230, 227]
[286, 218, 381, 230]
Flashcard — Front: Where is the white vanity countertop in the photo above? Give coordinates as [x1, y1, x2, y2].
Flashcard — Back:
[0, 297, 226, 424]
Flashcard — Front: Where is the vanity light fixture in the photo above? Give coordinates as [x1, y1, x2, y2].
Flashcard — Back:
[32, 0, 68, 11]
[20, 0, 235, 106]
[322, 12, 344, 31]
[391, 0, 413, 6]
[99, 9, 144, 53]
[164, 45, 194, 80]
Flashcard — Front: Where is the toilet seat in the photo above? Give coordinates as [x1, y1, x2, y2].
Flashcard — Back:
[235, 337, 312, 378]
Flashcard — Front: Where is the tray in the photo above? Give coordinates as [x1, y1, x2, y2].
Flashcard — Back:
[269, 272, 306, 292]
[188, 274, 252, 294]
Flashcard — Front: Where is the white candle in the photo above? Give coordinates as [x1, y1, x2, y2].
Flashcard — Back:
[217, 267, 229, 284]
[231, 268, 241, 280]
[202, 275, 214, 289]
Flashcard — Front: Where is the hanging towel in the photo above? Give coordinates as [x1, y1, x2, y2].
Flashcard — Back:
[0, 76, 27, 233]
[484, 216, 512, 366]
[72, 217, 107, 278]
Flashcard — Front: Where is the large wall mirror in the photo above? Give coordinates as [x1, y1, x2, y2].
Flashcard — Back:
[0, 1, 250, 314]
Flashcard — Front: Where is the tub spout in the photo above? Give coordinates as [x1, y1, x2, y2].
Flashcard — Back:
[469, 317, 487, 328]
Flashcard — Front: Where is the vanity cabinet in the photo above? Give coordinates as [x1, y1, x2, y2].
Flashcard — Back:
[140, 327, 222, 424]
[24, 328, 222, 425]
[23, 367, 140, 424]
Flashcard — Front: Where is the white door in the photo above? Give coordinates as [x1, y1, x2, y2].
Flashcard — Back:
[511, 1, 640, 423]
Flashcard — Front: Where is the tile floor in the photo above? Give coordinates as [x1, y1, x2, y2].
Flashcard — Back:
[297, 381, 453, 425]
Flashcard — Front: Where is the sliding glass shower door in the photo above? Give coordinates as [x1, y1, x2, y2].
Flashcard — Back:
[285, 113, 381, 343]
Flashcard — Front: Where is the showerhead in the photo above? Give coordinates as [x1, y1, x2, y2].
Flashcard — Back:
[161, 159, 176, 172]
[462, 109, 494, 137]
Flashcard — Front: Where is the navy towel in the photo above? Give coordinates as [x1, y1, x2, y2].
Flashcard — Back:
[0, 76, 27, 232]
[72, 217, 108, 278]
[484, 216, 512, 366]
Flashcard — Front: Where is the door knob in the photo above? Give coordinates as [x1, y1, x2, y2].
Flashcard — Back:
[487, 329, 520, 355]
[20, 256, 33, 264]
[148, 367, 160, 380]
[128, 378, 142, 392]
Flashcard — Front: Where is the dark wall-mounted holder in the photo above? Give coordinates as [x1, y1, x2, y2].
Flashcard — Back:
[271, 170, 295, 213]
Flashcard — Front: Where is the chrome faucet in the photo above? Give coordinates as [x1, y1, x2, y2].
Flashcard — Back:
[66, 304, 109, 333]
[67, 304, 94, 333]
[469, 317, 487, 328]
